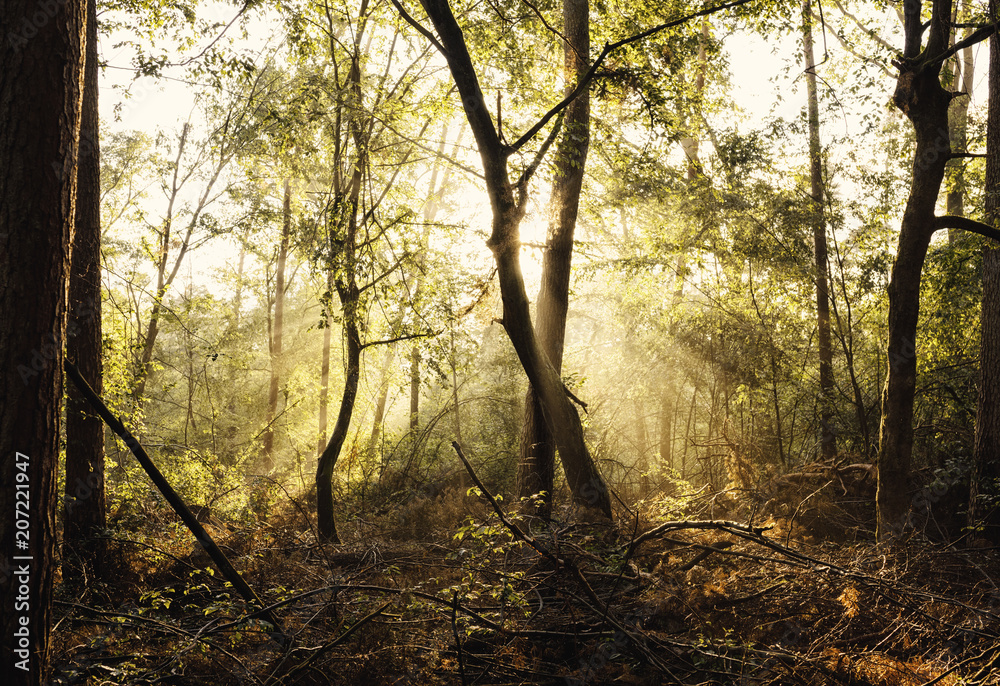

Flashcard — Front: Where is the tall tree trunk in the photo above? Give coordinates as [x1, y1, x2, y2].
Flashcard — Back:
[1, 0, 85, 682]
[515, 0, 591, 518]
[803, 0, 836, 460]
[971, 0, 1000, 540]
[878, 0, 955, 541]
[64, 0, 106, 584]
[262, 179, 291, 471]
[420, 0, 613, 518]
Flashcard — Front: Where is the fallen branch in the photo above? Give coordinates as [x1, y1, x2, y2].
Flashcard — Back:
[64, 358, 287, 646]
[452, 441, 561, 566]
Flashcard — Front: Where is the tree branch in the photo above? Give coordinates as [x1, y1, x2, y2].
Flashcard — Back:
[933, 214, 1000, 243]
[360, 329, 440, 351]
[922, 22, 997, 71]
[387, 0, 447, 55]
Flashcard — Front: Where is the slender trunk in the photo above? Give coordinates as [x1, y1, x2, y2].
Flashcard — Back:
[262, 179, 291, 470]
[0, 0, 85, 682]
[64, 0, 106, 583]
[878, 0, 954, 542]
[971, 0, 1000, 539]
[830, 241, 873, 457]
[409, 346, 421, 430]
[516, 0, 591, 518]
[803, 0, 836, 460]
[946, 0, 974, 230]
[233, 246, 246, 326]
[133, 125, 189, 402]
[450, 326, 465, 447]
[683, 385, 697, 478]
[318, 271, 333, 457]
[408, 124, 456, 431]
[367, 342, 397, 456]
[658, 393, 672, 469]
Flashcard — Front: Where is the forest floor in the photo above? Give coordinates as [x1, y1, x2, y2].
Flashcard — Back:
[49, 467, 1000, 686]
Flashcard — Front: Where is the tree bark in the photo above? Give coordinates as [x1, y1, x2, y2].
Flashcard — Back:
[64, 0, 106, 583]
[803, 0, 836, 460]
[262, 179, 291, 471]
[515, 0, 591, 518]
[971, 0, 1000, 540]
[878, 0, 957, 542]
[419, 0, 612, 517]
[0, 0, 85, 682]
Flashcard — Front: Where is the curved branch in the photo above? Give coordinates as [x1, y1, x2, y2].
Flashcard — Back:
[934, 214, 1000, 243]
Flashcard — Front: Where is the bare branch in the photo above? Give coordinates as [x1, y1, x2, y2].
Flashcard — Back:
[934, 214, 1000, 243]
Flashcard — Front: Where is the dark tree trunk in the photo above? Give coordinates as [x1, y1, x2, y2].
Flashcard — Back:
[878, 0, 957, 541]
[262, 179, 291, 471]
[419, 0, 612, 518]
[803, 0, 836, 460]
[64, 0, 106, 583]
[513, 0, 594, 518]
[971, 0, 1000, 540]
[0, 0, 85, 683]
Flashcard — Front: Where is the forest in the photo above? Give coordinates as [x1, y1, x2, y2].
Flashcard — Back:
[4, 0, 1000, 683]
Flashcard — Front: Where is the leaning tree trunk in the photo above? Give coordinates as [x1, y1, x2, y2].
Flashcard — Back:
[516, 0, 591, 518]
[419, 0, 613, 517]
[64, 0, 106, 583]
[803, 0, 836, 460]
[0, 0, 85, 683]
[971, 0, 1000, 541]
